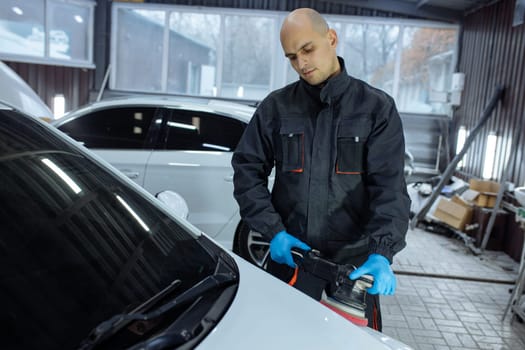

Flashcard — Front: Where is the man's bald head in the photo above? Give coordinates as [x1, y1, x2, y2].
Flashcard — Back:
[279, 8, 340, 86]
[280, 8, 328, 40]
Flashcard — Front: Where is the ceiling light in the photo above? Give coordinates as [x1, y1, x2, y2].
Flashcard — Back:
[12, 7, 23, 16]
[482, 133, 497, 180]
[53, 94, 66, 118]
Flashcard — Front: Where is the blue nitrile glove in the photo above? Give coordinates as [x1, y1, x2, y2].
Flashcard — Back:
[270, 230, 311, 268]
[349, 254, 396, 295]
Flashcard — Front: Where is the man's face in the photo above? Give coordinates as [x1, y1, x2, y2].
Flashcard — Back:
[281, 25, 339, 86]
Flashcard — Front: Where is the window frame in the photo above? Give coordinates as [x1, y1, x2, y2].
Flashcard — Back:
[109, 3, 281, 98]
[0, 0, 96, 68]
[109, 3, 459, 115]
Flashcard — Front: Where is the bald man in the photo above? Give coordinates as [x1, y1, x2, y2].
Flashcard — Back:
[232, 8, 410, 331]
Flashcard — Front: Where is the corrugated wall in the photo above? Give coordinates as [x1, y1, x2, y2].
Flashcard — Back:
[148, 0, 412, 18]
[455, 0, 525, 187]
[4, 61, 93, 114]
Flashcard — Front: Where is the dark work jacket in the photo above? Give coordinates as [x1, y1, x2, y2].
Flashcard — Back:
[231, 57, 410, 262]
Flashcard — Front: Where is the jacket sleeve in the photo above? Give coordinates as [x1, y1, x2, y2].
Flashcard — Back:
[364, 99, 411, 263]
[231, 105, 286, 240]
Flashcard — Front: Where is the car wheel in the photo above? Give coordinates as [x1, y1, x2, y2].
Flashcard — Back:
[236, 222, 270, 268]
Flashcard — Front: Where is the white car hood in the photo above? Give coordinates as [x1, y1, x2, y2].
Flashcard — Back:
[197, 254, 412, 350]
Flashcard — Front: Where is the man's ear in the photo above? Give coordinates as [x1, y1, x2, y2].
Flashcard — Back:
[327, 29, 338, 48]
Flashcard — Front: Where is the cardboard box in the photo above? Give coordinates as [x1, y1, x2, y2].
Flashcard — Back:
[467, 179, 500, 208]
[461, 189, 480, 202]
[434, 195, 473, 231]
[469, 179, 500, 193]
[451, 194, 472, 208]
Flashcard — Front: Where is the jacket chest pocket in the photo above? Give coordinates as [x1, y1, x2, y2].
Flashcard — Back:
[336, 119, 370, 174]
[280, 120, 304, 173]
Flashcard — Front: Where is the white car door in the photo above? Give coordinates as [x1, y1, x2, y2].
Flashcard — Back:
[143, 109, 246, 237]
[93, 149, 151, 187]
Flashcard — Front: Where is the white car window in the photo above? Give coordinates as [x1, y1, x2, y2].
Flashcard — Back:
[58, 107, 160, 149]
[165, 110, 245, 152]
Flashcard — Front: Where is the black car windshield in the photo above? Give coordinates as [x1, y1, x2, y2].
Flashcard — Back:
[0, 110, 235, 349]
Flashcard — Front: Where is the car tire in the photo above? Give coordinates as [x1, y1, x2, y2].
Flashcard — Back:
[236, 221, 270, 268]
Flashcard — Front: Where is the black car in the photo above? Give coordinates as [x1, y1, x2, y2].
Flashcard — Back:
[0, 104, 239, 349]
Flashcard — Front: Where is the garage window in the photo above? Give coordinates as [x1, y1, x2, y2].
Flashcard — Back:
[110, 3, 278, 100]
[221, 15, 274, 99]
[0, 0, 95, 68]
[110, 3, 458, 115]
[57, 107, 158, 149]
[339, 22, 400, 98]
[396, 26, 457, 114]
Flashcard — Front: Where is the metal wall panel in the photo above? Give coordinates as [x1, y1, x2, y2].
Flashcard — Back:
[4, 61, 92, 115]
[401, 112, 450, 175]
[148, 0, 412, 18]
[455, 0, 525, 187]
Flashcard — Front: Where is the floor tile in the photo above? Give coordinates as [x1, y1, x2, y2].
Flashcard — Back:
[381, 227, 525, 350]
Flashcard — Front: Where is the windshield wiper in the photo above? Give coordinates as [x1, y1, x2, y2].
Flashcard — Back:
[78, 273, 236, 350]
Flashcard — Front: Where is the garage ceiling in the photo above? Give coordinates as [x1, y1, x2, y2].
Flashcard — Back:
[319, 0, 500, 22]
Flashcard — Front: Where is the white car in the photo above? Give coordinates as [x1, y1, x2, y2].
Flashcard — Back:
[53, 96, 270, 266]
[0, 61, 54, 121]
[1, 104, 412, 350]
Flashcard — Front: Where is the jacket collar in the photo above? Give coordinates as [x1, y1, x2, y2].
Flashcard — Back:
[299, 57, 352, 104]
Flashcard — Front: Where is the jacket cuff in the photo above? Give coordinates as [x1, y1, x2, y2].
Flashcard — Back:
[369, 241, 394, 264]
[263, 223, 286, 241]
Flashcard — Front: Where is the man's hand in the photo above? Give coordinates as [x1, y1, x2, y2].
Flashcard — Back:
[349, 254, 396, 295]
[270, 231, 311, 268]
